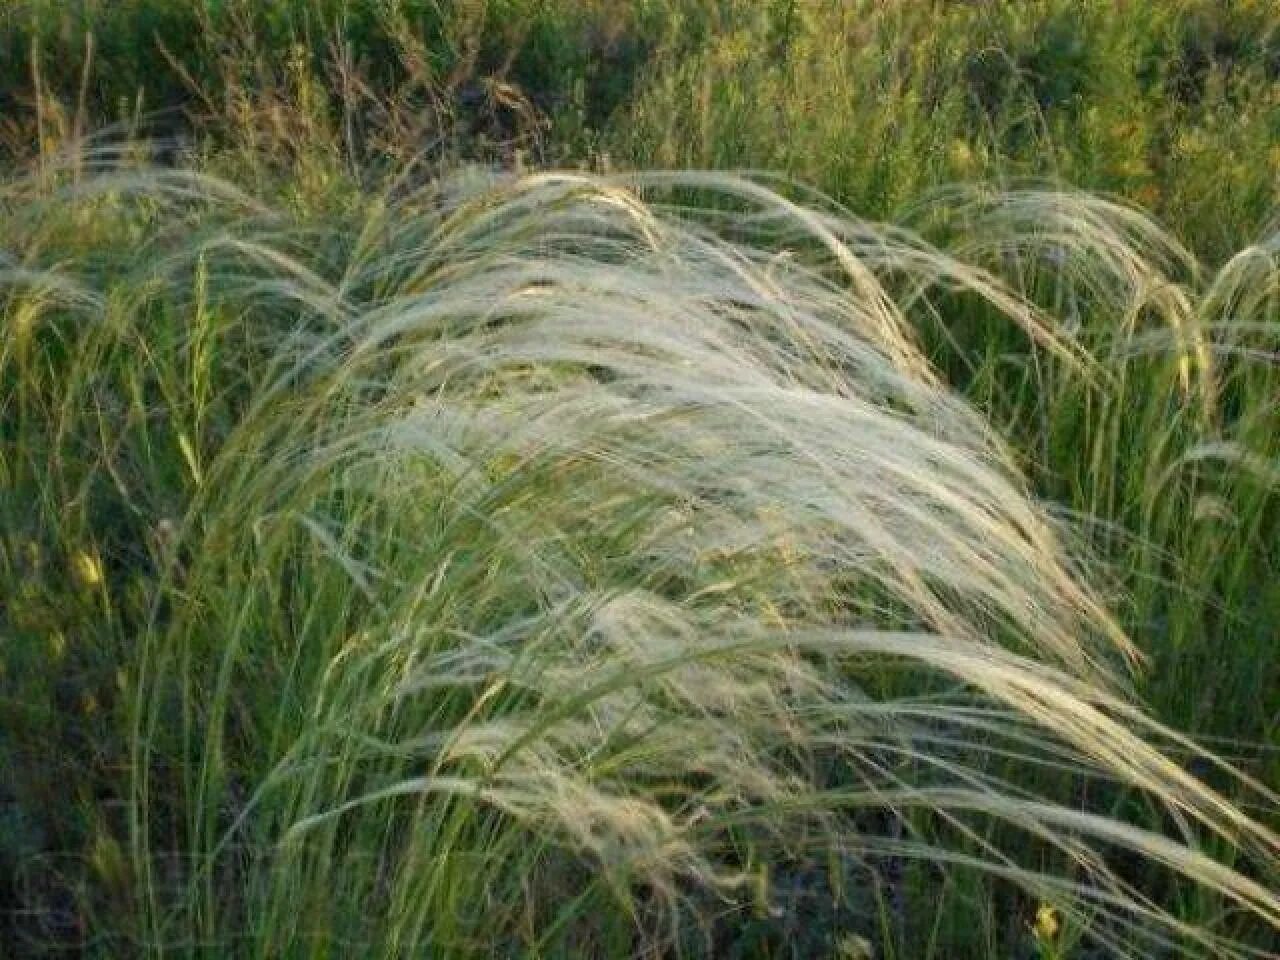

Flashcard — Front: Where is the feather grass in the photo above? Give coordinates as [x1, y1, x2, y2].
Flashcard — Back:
[2, 164, 1277, 956]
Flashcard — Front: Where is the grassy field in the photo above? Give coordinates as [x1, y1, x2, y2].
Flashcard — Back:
[2, 2, 1279, 958]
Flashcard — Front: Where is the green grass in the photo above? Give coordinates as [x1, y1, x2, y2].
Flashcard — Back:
[2, 3, 1279, 958]
[5, 1, 1278, 255]
[603, 0, 1280, 262]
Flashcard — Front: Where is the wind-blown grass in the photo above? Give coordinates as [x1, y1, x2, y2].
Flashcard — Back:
[2, 163, 1278, 957]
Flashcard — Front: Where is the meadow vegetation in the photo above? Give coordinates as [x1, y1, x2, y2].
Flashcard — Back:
[1, 2, 1278, 957]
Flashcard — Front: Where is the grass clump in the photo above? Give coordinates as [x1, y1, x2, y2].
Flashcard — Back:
[2, 159, 1278, 957]
[591, 1, 1280, 828]
[2, 2, 1280, 956]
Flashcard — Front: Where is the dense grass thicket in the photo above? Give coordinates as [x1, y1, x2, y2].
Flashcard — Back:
[5, 1, 1280, 256]
[2, 2, 1279, 958]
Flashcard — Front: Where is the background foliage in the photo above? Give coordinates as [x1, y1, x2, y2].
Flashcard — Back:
[2, 2, 1279, 957]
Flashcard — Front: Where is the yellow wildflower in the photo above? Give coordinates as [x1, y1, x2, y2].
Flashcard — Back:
[71, 548, 104, 590]
[1034, 903, 1060, 941]
[948, 139, 976, 175]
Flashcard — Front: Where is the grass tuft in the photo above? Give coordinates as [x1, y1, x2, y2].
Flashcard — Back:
[3, 161, 1277, 956]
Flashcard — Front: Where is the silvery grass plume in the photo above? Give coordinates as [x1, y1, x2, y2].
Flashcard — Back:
[2, 164, 1277, 957]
